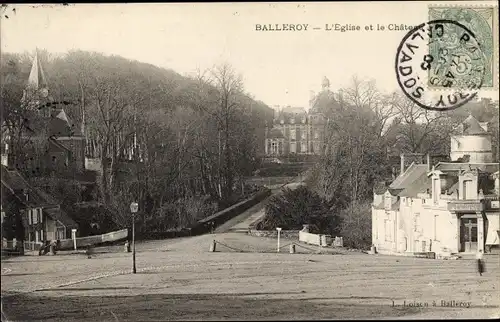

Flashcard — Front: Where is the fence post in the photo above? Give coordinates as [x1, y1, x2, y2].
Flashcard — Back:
[290, 244, 295, 254]
[72, 229, 77, 250]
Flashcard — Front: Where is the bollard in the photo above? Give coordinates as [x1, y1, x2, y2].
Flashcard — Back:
[125, 241, 131, 253]
[290, 244, 295, 254]
[209, 240, 216, 252]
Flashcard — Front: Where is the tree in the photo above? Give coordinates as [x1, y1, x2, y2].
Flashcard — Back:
[338, 201, 372, 249]
[261, 185, 341, 235]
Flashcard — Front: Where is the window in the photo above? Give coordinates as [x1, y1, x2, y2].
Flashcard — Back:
[28, 210, 32, 225]
[290, 142, 296, 153]
[385, 220, 392, 241]
[301, 130, 306, 140]
[414, 214, 420, 232]
[301, 142, 307, 153]
[289, 128, 296, 140]
[290, 118, 295, 124]
[384, 195, 391, 210]
[314, 131, 319, 139]
[432, 178, 440, 204]
[32, 209, 38, 224]
[433, 215, 439, 241]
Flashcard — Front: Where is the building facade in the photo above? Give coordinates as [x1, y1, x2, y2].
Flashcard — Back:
[264, 77, 334, 157]
[372, 115, 499, 256]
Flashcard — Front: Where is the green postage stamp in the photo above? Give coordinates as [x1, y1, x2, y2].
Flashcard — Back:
[428, 5, 498, 90]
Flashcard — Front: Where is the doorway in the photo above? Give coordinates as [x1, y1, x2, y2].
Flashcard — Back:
[460, 217, 478, 252]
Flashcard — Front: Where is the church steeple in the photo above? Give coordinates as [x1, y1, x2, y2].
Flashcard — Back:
[22, 48, 51, 112]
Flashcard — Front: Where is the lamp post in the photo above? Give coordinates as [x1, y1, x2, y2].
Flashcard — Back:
[276, 227, 282, 253]
[130, 201, 139, 274]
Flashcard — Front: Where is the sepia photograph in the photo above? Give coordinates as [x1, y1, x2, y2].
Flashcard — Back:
[1, 1, 499, 320]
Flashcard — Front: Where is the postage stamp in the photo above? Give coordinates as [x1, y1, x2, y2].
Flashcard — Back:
[395, 19, 484, 111]
[428, 5, 498, 90]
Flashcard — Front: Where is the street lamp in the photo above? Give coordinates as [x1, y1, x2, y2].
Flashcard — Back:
[130, 201, 139, 274]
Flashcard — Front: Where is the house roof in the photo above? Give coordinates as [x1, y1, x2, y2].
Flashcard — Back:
[1, 165, 78, 229]
[49, 108, 83, 137]
[1, 165, 58, 208]
[435, 162, 499, 174]
[389, 163, 429, 191]
[460, 115, 487, 135]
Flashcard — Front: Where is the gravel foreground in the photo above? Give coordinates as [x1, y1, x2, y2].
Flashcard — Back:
[2, 232, 499, 321]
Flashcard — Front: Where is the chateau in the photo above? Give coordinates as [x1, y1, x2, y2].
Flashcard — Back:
[264, 77, 335, 157]
[372, 115, 499, 256]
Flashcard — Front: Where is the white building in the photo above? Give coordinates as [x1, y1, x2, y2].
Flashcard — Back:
[372, 115, 499, 256]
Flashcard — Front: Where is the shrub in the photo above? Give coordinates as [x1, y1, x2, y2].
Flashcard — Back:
[260, 185, 340, 234]
[338, 201, 372, 250]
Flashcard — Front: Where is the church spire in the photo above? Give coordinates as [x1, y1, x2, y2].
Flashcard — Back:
[22, 48, 50, 111]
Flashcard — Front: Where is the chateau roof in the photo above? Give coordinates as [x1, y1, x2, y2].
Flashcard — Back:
[267, 128, 285, 139]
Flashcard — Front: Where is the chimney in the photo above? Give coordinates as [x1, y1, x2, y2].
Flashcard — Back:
[400, 153, 405, 175]
[426, 153, 431, 171]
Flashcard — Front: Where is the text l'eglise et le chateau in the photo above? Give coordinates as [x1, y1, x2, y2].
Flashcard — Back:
[255, 23, 415, 32]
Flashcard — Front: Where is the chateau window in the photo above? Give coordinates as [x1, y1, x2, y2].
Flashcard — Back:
[290, 118, 295, 124]
[33, 210, 38, 224]
[289, 128, 296, 140]
[301, 142, 307, 153]
[314, 131, 319, 139]
[301, 131, 306, 140]
[290, 142, 296, 153]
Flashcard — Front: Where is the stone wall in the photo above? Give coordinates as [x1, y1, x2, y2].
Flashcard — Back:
[247, 229, 300, 239]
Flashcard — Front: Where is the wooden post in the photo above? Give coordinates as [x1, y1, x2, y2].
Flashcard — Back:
[290, 244, 295, 254]
[71, 229, 77, 250]
[209, 240, 216, 252]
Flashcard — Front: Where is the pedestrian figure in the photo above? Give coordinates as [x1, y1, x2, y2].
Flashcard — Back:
[476, 249, 484, 276]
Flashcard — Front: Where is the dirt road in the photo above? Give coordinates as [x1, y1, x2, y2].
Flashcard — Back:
[2, 180, 499, 321]
[2, 247, 498, 321]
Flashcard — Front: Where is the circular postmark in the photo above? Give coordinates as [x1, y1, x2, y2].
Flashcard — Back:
[395, 19, 486, 111]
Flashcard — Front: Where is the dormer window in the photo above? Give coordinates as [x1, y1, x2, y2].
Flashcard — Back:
[290, 118, 295, 124]
[384, 193, 392, 210]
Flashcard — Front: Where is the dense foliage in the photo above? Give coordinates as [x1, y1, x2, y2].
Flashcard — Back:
[1, 50, 274, 234]
[259, 186, 341, 235]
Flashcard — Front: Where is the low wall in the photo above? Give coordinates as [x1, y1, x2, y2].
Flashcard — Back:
[247, 229, 300, 239]
[191, 188, 272, 236]
[299, 231, 333, 247]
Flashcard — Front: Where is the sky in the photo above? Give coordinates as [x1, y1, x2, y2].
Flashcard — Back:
[1, 2, 498, 109]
